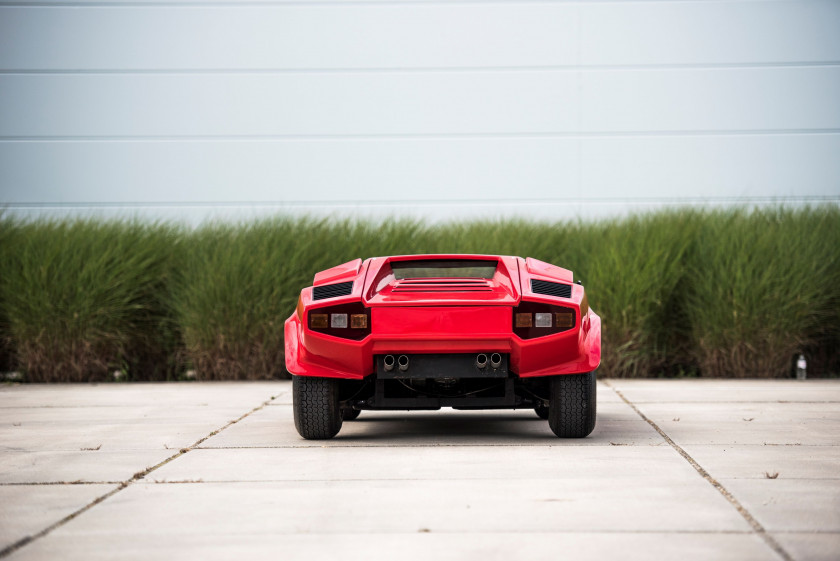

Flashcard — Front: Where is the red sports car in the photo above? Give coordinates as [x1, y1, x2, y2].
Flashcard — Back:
[285, 255, 601, 439]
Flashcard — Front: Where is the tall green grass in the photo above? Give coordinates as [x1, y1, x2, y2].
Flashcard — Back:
[0, 219, 180, 381]
[0, 214, 16, 372]
[685, 207, 840, 378]
[173, 220, 302, 380]
[566, 213, 698, 377]
[0, 207, 837, 381]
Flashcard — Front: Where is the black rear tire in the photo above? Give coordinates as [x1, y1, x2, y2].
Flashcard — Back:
[548, 370, 597, 438]
[293, 376, 342, 440]
[535, 404, 549, 419]
[341, 408, 361, 421]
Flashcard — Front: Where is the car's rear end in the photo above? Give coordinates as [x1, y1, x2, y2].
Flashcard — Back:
[285, 254, 601, 439]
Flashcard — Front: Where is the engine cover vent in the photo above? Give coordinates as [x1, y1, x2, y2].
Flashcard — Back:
[392, 279, 493, 292]
[531, 279, 572, 298]
[313, 281, 354, 300]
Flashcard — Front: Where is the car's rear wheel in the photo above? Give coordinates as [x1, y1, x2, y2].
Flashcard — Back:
[548, 370, 597, 438]
[534, 403, 549, 419]
[293, 376, 342, 440]
[341, 408, 361, 421]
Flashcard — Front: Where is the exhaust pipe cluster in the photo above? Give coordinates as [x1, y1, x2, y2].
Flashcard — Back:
[384, 353, 502, 373]
[476, 353, 503, 370]
[383, 354, 410, 372]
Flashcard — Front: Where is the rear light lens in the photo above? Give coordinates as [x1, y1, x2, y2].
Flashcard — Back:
[515, 313, 532, 328]
[513, 301, 576, 339]
[534, 312, 552, 327]
[308, 302, 371, 340]
[310, 314, 329, 329]
[330, 313, 348, 328]
[555, 311, 574, 328]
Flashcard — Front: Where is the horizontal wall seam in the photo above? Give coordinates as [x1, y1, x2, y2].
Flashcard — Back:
[0, 0, 799, 8]
[2, 62, 840, 74]
[3, 130, 840, 141]
[6, 197, 840, 208]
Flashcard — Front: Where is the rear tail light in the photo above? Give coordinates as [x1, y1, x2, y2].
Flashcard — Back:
[308, 302, 371, 340]
[513, 301, 576, 339]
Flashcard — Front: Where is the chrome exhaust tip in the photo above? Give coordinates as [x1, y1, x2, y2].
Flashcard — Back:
[490, 353, 502, 369]
[398, 355, 410, 372]
[383, 355, 395, 372]
[476, 353, 488, 369]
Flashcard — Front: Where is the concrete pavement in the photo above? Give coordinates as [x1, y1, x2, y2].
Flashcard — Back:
[0, 379, 838, 560]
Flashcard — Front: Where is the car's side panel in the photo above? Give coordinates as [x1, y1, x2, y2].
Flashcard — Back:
[524, 257, 574, 283]
[313, 258, 363, 286]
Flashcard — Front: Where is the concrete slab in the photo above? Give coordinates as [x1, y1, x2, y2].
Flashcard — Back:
[721, 478, 840, 533]
[0, 405, 251, 424]
[608, 379, 840, 404]
[148, 445, 694, 483]
[0, 382, 284, 409]
[0, 450, 175, 484]
[624, 402, 840, 445]
[680, 444, 840, 480]
[0, 484, 115, 550]
[20, 479, 752, 535]
[0, 420, 238, 452]
[771, 532, 840, 561]
[0, 382, 282, 452]
[9, 532, 778, 561]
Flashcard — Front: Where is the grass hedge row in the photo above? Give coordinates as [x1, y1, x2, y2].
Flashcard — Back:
[1, 207, 838, 382]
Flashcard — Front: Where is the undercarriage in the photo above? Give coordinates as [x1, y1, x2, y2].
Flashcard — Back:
[337, 353, 547, 411]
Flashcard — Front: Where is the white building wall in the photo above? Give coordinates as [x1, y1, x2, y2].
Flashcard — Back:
[1, 0, 839, 221]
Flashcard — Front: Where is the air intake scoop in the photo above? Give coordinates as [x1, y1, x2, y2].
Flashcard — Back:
[530, 279, 573, 299]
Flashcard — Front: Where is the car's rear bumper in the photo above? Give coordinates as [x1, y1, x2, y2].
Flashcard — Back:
[284, 306, 601, 380]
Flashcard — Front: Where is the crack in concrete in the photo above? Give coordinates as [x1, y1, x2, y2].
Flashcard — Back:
[604, 381, 794, 561]
[0, 394, 279, 559]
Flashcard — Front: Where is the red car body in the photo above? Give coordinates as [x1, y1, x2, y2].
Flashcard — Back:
[285, 254, 601, 439]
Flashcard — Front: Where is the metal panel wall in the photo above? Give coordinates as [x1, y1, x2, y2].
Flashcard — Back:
[1, 0, 838, 219]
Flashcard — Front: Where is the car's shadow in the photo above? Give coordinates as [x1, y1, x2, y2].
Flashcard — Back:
[332, 411, 614, 443]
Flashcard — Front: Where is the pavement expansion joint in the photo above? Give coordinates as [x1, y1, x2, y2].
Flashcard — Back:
[632, 400, 840, 404]
[0, 393, 282, 559]
[195, 443, 641, 449]
[0, 481, 122, 486]
[603, 380, 795, 561]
